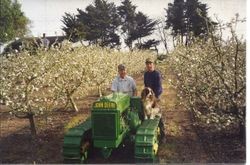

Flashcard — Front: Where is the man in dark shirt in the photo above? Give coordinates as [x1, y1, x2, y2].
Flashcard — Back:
[144, 57, 166, 143]
[144, 58, 163, 99]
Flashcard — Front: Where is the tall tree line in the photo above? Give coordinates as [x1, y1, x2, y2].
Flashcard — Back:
[165, 0, 216, 46]
[61, 0, 158, 51]
[0, 0, 216, 52]
[62, 0, 215, 51]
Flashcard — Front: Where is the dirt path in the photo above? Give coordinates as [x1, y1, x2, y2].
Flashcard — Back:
[1, 68, 210, 163]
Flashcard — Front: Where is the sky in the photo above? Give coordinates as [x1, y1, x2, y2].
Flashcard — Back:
[15, 0, 246, 53]
[18, 0, 246, 37]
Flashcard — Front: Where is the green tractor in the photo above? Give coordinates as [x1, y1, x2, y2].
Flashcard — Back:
[63, 93, 161, 163]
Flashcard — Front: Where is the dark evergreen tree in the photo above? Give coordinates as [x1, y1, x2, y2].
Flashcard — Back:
[0, 0, 30, 43]
[165, 0, 185, 44]
[62, 0, 158, 50]
[135, 39, 160, 50]
[186, 0, 206, 36]
[132, 12, 158, 43]
[61, 13, 84, 42]
[165, 0, 215, 45]
[76, 0, 121, 48]
[117, 0, 137, 49]
[118, 0, 158, 50]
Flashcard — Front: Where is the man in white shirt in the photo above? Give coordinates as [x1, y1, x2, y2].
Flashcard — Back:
[111, 64, 137, 97]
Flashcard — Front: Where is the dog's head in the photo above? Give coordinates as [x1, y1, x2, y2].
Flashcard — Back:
[141, 87, 155, 101]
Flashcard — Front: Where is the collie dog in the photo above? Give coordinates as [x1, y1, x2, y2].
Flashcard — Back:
[141, 87, 161, 120]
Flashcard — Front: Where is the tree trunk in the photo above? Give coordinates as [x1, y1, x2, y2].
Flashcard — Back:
[69, 95, 79, 112]
[239, 106, 246, 140]
[239, 122, 245, 140]
[181, 34, 184, 45]
[154, 46, 159, 56]
[172, 36, 176, 48]
[164, 41, 169, 54]
[15, 112, 37, 136]
[98, 85, 102, 97]
[28, 114, 37, 136]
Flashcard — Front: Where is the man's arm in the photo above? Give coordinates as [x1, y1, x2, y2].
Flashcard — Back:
[133, 89, 137, 96]
[131, 78, 137, 96]
[111, 77, 118, 92]
[144, 72, 147, 87]
[155, 71, 163, 98]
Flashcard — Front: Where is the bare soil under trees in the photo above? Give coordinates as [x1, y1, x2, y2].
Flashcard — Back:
[0, 68, 245, 163]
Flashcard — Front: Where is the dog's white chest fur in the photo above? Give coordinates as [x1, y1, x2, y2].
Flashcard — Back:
[143, 100, 160, 119]
[141, 87, 161, 120]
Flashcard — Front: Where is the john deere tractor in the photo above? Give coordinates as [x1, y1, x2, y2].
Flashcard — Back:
[63, 93, 161, 163]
